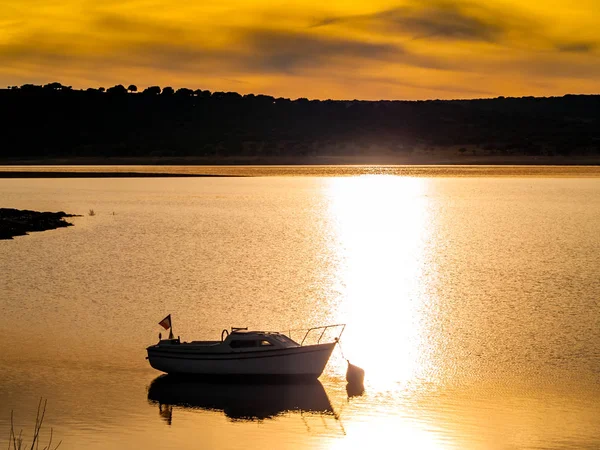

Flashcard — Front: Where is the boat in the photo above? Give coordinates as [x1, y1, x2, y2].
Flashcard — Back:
[146, 323, 345, 380]
[147, 375, 334, 421]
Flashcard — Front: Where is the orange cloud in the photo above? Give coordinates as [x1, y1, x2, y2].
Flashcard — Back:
[0, 0, 599, 99]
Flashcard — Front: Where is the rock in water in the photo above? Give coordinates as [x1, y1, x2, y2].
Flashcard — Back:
[0, 208, 79, 239]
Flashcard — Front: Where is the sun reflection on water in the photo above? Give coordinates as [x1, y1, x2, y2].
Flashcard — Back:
[325, 175, 434, 389]
[326, 416, 449, 450]
[321, 175, 458, 450]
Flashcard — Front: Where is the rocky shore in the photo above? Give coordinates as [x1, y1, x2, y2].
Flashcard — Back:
[0, 208, 79, 239]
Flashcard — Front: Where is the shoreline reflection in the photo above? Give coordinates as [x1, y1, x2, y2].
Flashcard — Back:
[147, 375, 335, 423]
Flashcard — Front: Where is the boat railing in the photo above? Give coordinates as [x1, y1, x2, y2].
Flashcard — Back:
[295, 324, 345, 346]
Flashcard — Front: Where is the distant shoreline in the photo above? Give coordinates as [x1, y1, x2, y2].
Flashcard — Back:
[0, 171, 237, 178]
[1, 154, 600, 167]
[1, 163, 600, 179]
[3, 88, 599, 166]
[2, 156, 599, 179]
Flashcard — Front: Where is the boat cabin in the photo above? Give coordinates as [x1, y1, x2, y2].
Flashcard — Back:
[154, 329, 301, 352]
[225, 331, 300, 350]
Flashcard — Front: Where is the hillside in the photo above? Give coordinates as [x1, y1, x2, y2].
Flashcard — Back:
[2, 84, 599, 164]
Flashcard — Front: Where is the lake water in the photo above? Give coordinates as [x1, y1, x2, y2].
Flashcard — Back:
[1, 166, 600, 450]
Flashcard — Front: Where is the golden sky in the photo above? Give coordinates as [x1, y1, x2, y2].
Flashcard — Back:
[1, 0, 599, 99]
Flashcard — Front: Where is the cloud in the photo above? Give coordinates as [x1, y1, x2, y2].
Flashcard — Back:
[93, 14, 186, 40]
[1, 5, 598, 98]
[329, 73, 494, 97]
[554, 41, 596, 53]
[87, 14, 409, 74]
[237, 29, 403, 73]
[513, 54, 600, 79]
[89, 15, 408, 73]
[0, 16, 433, 76]
[0, 32, 81, 64]
[368, 3, 504, 42]
[314, 1, 515, 42]
[311, 1, 599, 61]
[369, 75, 494, 96]
[131, 27, 452, 74]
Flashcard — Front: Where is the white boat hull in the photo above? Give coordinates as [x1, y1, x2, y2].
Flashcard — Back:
[147, 342, 336, 379]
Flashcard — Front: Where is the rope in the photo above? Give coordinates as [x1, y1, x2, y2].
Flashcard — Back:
[336, 338, 348, 362]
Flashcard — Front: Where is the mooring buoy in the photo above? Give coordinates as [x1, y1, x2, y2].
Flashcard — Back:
[346, 360, 365, 384]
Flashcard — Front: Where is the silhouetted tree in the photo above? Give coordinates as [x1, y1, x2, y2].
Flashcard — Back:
[128, 85, 138, 93]
[143, 86, 161, 95]
[43, 82, 64, 91]
[256, 94, 275, 103]
[175, 88, 193, 96]
[98, 87, 105, 92]
[161, 86, 174, 95]
[211, 91, 242, 101]
[194, 89, 211, 98]
[20, 84, 42, 93]
[1, 83, 599, 163]
[106, 84, 127, 95]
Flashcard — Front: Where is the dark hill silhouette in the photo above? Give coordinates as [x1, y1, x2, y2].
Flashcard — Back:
[1, 83, 599, 164]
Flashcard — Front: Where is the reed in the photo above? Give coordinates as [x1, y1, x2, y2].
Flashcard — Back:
[8, 398, 61, 450]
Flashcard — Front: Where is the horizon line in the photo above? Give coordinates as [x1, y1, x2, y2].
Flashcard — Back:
[3, 82, 599, 103]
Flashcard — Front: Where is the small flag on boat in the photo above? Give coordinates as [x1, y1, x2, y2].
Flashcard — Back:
[159, 314, 172, 330]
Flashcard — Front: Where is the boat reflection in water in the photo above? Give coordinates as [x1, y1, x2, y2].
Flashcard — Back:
[147, 375, 335, 424]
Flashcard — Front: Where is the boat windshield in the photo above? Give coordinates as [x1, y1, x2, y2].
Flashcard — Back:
[229, 339, 274, 348]
[271, 334, 300, 347]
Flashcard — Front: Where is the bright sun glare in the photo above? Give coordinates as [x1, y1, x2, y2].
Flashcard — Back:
[326, 175, 434, 388]
[324, 175, 449, 450]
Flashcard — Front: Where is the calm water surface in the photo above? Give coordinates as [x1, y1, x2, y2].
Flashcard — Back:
[1, 167, 600, 450]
